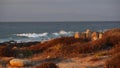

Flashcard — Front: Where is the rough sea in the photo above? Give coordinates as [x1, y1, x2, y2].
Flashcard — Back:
[0, 22, 120, 43]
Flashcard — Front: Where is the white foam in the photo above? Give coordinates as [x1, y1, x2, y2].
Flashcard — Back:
[53, 30, 74, 36]
[10, 30, 75, 43]
[59, 30, 68, 34]
[14, 32, 48, 38]
[52, 33, 59, 36]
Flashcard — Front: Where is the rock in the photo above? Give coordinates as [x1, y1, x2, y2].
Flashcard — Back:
[99, 33, 103, 39]
[74, 32, 80, 39]
[91, 32, 99, 41]
[9, 59, 31, 67]
[86, 29, 92, 38]
[9, 59, 24, 67]
[81, 32, 86, 39]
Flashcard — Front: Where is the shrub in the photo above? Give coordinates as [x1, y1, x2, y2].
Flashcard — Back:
[35, 62, 58, 68]
[110, 44, 120, 55]
[105, 42, 120, 68]
[0, 46, 6, 56]
[105, 53, 120, 68]
[14, 50, 33, 58]
[39, 37, 89, 50]
[22, 50, 33, 58]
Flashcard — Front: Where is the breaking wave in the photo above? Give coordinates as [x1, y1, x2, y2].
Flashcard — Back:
[14, 32, 48, 38]
[0, 30, 74, 43]
[14, 30, 74, 38]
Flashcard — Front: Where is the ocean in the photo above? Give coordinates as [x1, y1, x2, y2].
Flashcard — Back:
[0, 22, 120, 43]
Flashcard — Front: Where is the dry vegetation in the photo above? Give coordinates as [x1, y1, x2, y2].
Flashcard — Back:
[35, 62, 58, 68]
[105, 53, 120, 68]
[105, 43, 120, 68]
[103, 28, 120, 68]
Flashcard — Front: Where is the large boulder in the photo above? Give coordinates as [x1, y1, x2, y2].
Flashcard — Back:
[9, 59, 31, 67]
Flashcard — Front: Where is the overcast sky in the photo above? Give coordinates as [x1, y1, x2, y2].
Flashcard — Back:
[0, 0, 120, 22]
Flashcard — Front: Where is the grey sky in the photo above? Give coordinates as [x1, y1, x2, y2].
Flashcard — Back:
[0, 0, 120, 22]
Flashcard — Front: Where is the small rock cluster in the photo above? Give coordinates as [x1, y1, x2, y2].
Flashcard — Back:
[74, 29, 103, 41]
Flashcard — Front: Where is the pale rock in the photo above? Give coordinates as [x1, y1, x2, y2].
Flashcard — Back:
[99, 33, 103, 39]
[9, 59, 31, 67]
[74, 32, 80, 39]
[86, 29, 92, 38]
[91, 32, 99, 41]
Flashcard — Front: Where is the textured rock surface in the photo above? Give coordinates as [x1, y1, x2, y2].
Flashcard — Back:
[10, 59, 24, 67]
[74, 32, 80, 38]
[9, 59, 31, 67]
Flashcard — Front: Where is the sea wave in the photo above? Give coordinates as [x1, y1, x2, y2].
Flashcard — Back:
[14, 32, 48, 38]
[13, 30, 74, 38]
[0, 30, 76, 43]
[53, 30, 74, 36]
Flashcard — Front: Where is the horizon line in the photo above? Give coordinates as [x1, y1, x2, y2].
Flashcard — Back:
[0, 21, 120, 23]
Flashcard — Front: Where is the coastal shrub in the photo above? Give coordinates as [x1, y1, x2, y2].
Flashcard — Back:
[110, 44, 120, 55]
[22, 50, 33, 58]
[35, 62, 58, 68]
[104, 28, 120, 37]
[0, 46, 6, 56]
[105, 42, 120, 68]
[39, 37, 89, 50]
[3, 46, 15, 57]
[23, 36, 89, 52]
[103, 28, 120, 46]
[105, 53, 120, 68]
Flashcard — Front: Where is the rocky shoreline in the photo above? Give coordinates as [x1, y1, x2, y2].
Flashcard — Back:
[0, 28, 120, 68]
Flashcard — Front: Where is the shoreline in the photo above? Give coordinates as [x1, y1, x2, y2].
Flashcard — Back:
[0, 28, 120, 68]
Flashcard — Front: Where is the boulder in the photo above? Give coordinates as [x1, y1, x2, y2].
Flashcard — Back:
[91, 32, 99, 41]
[9, 59, 31, 67]
[99, 33, 103, 39]
[85, 29, 92, 38]
[74, 32, 80, 39]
